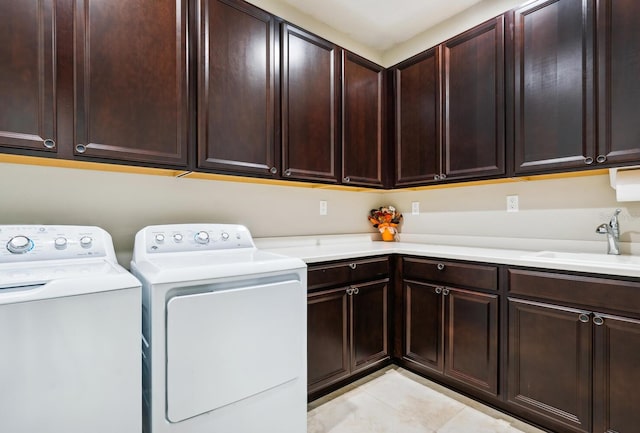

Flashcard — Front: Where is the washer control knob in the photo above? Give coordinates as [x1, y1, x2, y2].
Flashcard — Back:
[220, 232, 230, 241]
[173, 233, 184, 243]
[195, 231, 210, 244]
[7, 236, 33, 254]
[54, 237, 68, 250]
[155, 234, 165, 243]
[79, 236, 93, 249]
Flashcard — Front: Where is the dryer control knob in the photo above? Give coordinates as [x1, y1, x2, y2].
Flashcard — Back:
[173, 233, 184, 242]
[80, 236, 93, 248]
[220, 232, 230, 241]
[54, 237, 68, 250]
[195, 231, 210, 244]
[155, 234, 165, 243]
[7, 236, 33, 254]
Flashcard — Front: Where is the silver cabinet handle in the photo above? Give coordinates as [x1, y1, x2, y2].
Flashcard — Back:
[578, 313, 590, 323]
[593, 316, 604, 326]
[442, 288, 450, 296]
[353, 287, 359, 295]
[269, 167, 277, 174]
[437, 263, 445, 271]
[585, 157, 594, 165]
[440, 173, 447, 179]
[596, 155, 607, 164]
[43, 139, 56, 149]
[435, 287, 443, 294]
[346, 288, 354, 295]
[284, 169, 292, 177]
[343, 176, 351, 183]
[434, 174, 440, 181]
[75, 144, 87, 154]
[349, 263, 357, 270]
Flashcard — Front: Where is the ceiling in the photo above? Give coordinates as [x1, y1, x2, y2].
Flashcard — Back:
[278, 0, 486, 51]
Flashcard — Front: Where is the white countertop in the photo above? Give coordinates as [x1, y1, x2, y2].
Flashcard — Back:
[255, 234, 640, 278]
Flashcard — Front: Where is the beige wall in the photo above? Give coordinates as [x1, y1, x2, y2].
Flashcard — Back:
[0, 163, 383, 265]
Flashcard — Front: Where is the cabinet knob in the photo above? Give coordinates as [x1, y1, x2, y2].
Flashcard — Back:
[434, 174, 440, 181]
[349, 263, 357, 270]
[284, 169, 292, 177]
[596, 155, 607, 164]
[269, 166, 278, 174]
[442, 288, 450, 296]
[437, 263, 445, 271]
[43, 139, 56, 149]
[353, 287, 359, 295]
[440, 173, 447, 179]
[435, 287, 443, 294]
[343, 176, 351, 183]
[75, 144, 87, 154]
[578, 313, 590, 323]
[593, 316, 604, 326]
[584, 157, 594, 165]
[346, 288, 354, 295]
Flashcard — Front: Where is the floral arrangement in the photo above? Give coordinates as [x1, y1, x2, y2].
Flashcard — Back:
[368, 206, 403, 241]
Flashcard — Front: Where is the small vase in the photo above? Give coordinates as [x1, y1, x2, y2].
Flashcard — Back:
[381, 228, 395, 242]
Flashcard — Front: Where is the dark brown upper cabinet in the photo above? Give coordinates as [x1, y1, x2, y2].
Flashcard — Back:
[596, 0, 640, 167]
[341, 52, 386, 188]
[393, 48, 441, 186]
[281, 24, 340, 183]
[443, 16, 505, 180]
[196, 0, 279, 178]
[72, 0, 189, 167]
[394, 16, 505, 187]
[511, 0, 596, 175]
[0, 1, 57, 154]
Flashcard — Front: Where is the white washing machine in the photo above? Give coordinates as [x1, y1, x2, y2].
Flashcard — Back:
[130, 224, 307, 433]
[0, 225, 141, 433]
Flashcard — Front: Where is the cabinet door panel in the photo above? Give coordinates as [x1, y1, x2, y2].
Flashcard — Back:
[282, 25, 339, 183]
[445, 289, 498, 396]
[342, 52, 384, 187]
[593, 314, 640, 433]
[74, 0, 189, 166]
[394, 49, 441, 186]
[351, 280, 388, 371]
[508, 298, 591, 433]
[0, 1, 56, 153]
[197, 0, 277, 177]
[307, 288, 349, 392]
[403, 280, 443, 373]
[513, 0, 595, 174]
[443, 17, 505, 179]
[597, 0, 640, 165]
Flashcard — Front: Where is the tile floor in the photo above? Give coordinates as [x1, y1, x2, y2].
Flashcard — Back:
[307, 367, 546, 433]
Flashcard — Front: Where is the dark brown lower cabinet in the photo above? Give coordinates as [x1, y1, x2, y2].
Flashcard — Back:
[508, 298, 592, 433]
[307, 279, 389, 397]
[593, 314, 640, 433]
[404, 280, 498, 396]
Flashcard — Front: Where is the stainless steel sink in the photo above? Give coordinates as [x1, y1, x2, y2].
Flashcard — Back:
[524, 251, 640, 270]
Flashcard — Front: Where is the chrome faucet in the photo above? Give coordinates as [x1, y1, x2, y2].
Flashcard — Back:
[596, 209, 621, 255]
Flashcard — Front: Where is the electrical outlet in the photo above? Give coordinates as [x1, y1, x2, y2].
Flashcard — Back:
[411, 201, 420, 215]
[319, 200, 328, 216]
[506, 195, 519, 212]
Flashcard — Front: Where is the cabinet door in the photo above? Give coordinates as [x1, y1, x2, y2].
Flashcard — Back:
[403, 280, 444, 373]
[307, 287, 349, 393]
[197, 0, 278, 177]
[0, 1, 56, 153]
[73, 0, 189, 166]
[341, 52, 385, 187]
[281, 24, 339, 183]
[444, 288, 498, 396]
[593, 314, 640, 433]
[443, 17, 505, 180]
[596, 0, 640, 166]
[512, 0, 596, 174]
[350, 279, 388, 372]
[394, 49, 441, 186]
[508, 299, 592, 433]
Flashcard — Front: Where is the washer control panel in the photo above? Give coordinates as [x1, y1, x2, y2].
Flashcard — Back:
[140, 224, 255, 254]
[0, 226, 109, 263]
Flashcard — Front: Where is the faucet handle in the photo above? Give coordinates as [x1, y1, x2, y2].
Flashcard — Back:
[596, 223, 610, 234]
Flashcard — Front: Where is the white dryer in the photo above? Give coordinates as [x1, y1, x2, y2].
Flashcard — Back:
[0, 225, 141, 433]
[131, 224, 307, 433]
